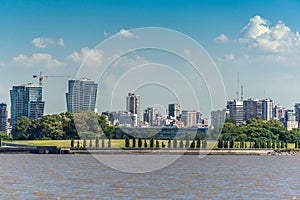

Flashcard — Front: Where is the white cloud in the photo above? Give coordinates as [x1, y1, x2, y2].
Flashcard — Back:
[116, 29, 137, 38]
[67, 47, 103, 66]
[12, 53, 65, 68]
[240, 16, 300, 54]
[214, 34, 229, 43]
[32, 37, 65, 48]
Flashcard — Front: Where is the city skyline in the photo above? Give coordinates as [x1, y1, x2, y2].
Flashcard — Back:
[0, 1, 300, 116]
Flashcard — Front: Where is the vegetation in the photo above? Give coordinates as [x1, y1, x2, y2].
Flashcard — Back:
[217, 118, 300, 149]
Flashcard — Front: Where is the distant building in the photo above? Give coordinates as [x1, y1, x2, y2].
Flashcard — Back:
[243, 99, 262, 121]
[273, 105, 285, 121]
[284, 109, 298, 130]
[0, 103, 8, 134]
[294, 103, 300, 126]
[103, 111, 137, 127]
[168, 103, 180, 119]
[126, 93, 140, 124]
[10, 83, 45, 128]
[261, 99, 274, 120]
[143, 107, 157, 126]
[181, 110, 197, 127]
[227, 100, 243, 124]
[66, 79, 98, 113]
[211, 110, 226, 128]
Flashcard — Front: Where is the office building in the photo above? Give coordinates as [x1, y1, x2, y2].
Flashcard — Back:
[0, 103, 8, 134]
[143, 107, 157, 126]
[211, 110, 226, 128]
[168, 103, 181, 119]
[227, 100, 243, 124]
[66, 79, 98, 113]
[181, 110, 197, 127]
[126, 92, 140, 124]
[261, 99, 274, 121]
[294, 103, 300, 126]
[284, 109, 298, 130]
[243, 99, 262, 121]
[273, 105, 285, 121]
[10, 83, 45, 127]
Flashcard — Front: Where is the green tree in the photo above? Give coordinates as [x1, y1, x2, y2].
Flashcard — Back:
[70, 139, 74, 148]
[102, 136, 105, 148]
[185, 135, 190, 148]
[132, 137, 136, 148]
[138, 138, 142, 148]
[167, 140, 171, 148]
[180, 139, 184, 148]
[155, 140, 159, 148]
[190, 140, 195, 148]
[125, 138, 130, 148]
[89, 138, 92, 148]
[95, 136, 99, 148]
[83, 137, 87, 148]
[217, 139, 223, 149]
[196, 139, 201, 148]
[173, 138, 178, 148]
[12, 116, 31, 140]
[144, 139, 148, 148]
[150, 138, 154, 148]
[203, 140, 207, 149]
[108, 138, 111, 148]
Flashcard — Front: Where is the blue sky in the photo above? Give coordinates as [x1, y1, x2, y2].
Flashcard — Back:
[1, 0, 300, 116]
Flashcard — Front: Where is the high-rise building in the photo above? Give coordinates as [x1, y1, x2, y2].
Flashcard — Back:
[0, 103, 8, 134]
[143, 107, 157, 126]
[284, 109, 298, 130]
[273, 105, 285, 121]
[261, 99, 274, 121]
[126, 93, 140, 123]
[66, 79, 98, 113]
[227, 100, 243, 124]
[10, 84, 45, 127]
[294, 103, 300, 126]
[211, 109, 226, 128]
[168, 103, 180, 119]
[243, 99, 262, 121]
[181, 110, 197, 127]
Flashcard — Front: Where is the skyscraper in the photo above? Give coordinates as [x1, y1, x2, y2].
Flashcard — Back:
[10, 84, 45, 127]
[66, 79, 98, 113]
[243, 98, 262, 121]
[181, 110, 197, 127]
[143, 107, 157, 126]
[168, 103, 180, 119]
[227, 100, 243, 124]
[261, 99, 274, 121]
[0, 103, 8, 134]
[126, 92, 140, 123]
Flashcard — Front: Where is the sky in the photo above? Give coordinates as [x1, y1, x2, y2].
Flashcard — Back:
[1, 0, 300, 118]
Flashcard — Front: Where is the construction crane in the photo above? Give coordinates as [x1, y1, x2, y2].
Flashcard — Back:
[33, 71, 69, 87]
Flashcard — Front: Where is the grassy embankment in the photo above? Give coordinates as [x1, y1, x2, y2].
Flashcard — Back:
[4, 140, 297, 149]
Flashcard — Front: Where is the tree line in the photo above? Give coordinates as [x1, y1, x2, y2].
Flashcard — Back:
[217, 117, 300, 149]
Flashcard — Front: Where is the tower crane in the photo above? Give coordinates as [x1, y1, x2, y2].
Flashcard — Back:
[33, 71, 69, 87]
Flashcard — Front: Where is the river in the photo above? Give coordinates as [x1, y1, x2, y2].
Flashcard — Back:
[0, 154, 299, 199]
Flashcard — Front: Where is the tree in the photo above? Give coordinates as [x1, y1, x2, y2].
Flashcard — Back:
[185, 135, 190, 148]
[138, 138, 142, 148]
[70, 139, 74, 148]
[132, 137, 136, 148]
[190, 140, 195, 148]
[144, 139, 148, 148]
[217, 139, 223, 149]
[89, 138, 92, 148]
[180, 139, 184, 148]
[203, 140, 207, 149]
[162, 142, 166, 148]
[12, 116, 31, 140]
[102, 136, 105, 148]
[196, 139, 201, 148]
[173, 138, 178, 148]
[108, 138, 111, 148]
[156, 140, 159, 148]
[77, 140, 80, 148]
[95, 136, 99, 148]
[83, 137, 87, 148]
[150, 138, 154, 148]
[167, 140, 171, 148]
[125, 138, 130, 148]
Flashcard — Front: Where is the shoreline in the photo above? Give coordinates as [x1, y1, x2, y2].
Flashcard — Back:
[1, 145, 300, 155]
